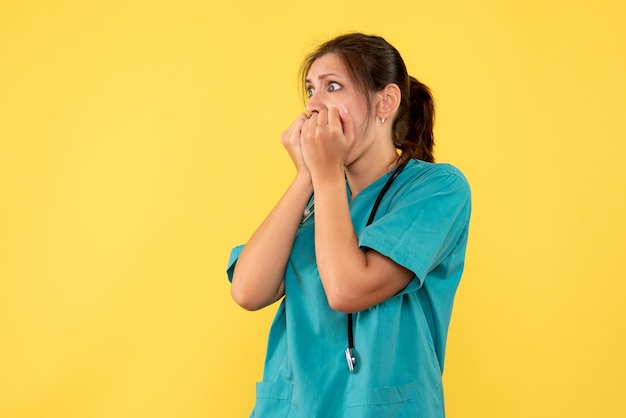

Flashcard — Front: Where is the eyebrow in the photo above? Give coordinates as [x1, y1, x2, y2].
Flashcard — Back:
[305, 72, 344, 83]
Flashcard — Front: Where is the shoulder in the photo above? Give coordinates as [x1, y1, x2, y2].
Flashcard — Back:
[401, 160, 470, 196]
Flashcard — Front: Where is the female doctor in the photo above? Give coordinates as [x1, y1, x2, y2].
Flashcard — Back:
[227, 33, 471, 417]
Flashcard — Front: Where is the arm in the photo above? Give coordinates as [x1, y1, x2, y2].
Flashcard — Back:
[230, 114, 312, 311]
[301, 108, 414, 313]
[230, 174, 312, 310]
[311, 170, 413, 313]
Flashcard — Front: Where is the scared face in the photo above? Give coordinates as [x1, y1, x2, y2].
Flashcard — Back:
[304, 53, 376, 147]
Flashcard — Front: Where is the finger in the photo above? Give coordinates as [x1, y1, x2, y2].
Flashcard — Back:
[306, 113, 318, 138]
[301, 114, 312, 141]
[317, 109, 328, 127]
[293, 114, 307, 141]
[289, 113, 306, 134]
[295, 112, 307, 131]
[282, 113, 307, 144]
[328, 107, 341, 130]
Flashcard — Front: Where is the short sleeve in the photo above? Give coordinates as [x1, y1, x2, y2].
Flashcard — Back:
[358, 165, 471, 289]
[226, 244, 244, 283]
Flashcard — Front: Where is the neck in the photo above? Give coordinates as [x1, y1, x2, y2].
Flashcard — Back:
[345, 152, 400, 198]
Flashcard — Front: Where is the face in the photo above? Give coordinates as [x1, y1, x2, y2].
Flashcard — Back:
[304, 53, 374, 142]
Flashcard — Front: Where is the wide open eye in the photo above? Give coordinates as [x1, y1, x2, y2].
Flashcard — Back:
[328, 82, 342, 92]
[306, 86, 315, 98]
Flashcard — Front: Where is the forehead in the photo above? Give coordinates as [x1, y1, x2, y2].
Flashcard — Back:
[306, 53, 349, 79]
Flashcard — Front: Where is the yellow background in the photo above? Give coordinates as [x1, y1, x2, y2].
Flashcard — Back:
[1, 0, 625, 417]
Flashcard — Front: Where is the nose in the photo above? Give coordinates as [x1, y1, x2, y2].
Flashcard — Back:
[305, 91, 326, 115]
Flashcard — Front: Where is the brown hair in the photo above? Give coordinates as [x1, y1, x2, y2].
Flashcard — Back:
[300, 33, 435, 162]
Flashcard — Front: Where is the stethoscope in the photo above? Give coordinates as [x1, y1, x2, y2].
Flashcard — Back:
[344, 158, 409, 373]
[301, 158, 410, 373]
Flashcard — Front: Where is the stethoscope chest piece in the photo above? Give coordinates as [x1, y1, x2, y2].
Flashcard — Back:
[345, 347, 356, 373]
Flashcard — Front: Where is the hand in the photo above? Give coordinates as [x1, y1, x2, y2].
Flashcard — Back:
[280, 113, 310, 177]
[301, 106, 355, 179]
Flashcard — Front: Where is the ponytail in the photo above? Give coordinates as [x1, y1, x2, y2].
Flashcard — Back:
[394, 76, 435, 163]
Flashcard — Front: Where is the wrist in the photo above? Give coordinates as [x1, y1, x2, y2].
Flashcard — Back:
[293, 171, 314, 192]
[311, 167, 345, 190]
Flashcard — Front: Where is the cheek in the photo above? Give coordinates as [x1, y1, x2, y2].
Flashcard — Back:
[339, 96, 373, 136]
[351, 110, 374, 138]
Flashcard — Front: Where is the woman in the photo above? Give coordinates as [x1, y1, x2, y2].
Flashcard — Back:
[227, 33, 471, 417]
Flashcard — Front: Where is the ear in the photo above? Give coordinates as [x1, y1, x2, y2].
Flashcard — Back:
[376, 83, 401, 118]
